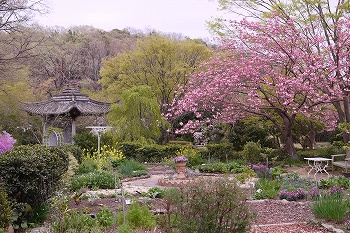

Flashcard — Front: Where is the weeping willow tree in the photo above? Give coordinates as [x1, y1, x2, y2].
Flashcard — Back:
[107, 85, 168, 143]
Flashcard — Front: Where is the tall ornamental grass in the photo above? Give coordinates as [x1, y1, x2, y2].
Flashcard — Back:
[312, 193, 350, 222]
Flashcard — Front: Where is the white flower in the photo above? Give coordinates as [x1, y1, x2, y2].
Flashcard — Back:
[256, 189, 262, 193]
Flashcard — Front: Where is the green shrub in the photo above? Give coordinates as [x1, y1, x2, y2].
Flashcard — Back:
[70, 171, 115, 191]
[61, 144, 83, 163]
[77, 160, 99, 175]
[73, 131, 98, 153]
[166, 177, 252, 233]
[280, 172, 313, 191]
[52, 209, 98, 233]
[60, 152, 80, 188]
[317, 144, 344, 158]
[200, 162, 229, 173]
[118, 142, 183, 162]
[268, 149, 289, 163]
[145, 187, 164, 198]
[204, 143, 239, 162]
[0, 145, 69, 208]
[11, 202, 33, 230]
[319, 176, 350, 189]
[117, 160, 148, 178]
[240, 141, 263, 163]
[236, 166, 256, 183]
[199, 161, 247, 174]
[117, 223, 132, 233]
[96, 206, 114, 227]
[312, 194, 350, 222]
[30, 204, 49, 226]
[0, 184, 12, 231]
[116, 201, 155, 230]
[253, 178, 280, 199]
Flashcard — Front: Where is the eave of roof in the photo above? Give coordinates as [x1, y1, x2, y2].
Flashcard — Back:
[21, 88, 111, 116]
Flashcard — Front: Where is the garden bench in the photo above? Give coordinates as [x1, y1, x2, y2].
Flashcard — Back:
[331, 149, 350, 171]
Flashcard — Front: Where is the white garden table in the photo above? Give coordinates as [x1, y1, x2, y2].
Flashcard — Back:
[304, 157, 332, 179]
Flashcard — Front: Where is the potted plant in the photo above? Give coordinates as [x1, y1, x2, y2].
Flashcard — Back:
[173, 156, 188, 179]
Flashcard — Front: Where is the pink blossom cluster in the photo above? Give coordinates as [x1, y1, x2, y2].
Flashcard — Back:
[168, 14, 350, 136]
[0, 131, 16, 154]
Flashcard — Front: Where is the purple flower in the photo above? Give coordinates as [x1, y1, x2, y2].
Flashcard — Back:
[329, 185, 344, 196]
[0, 131, 16, 154]
[309, 187, 320, 199]
[173, 156, 188, 163]
[279, 189, 306, 201]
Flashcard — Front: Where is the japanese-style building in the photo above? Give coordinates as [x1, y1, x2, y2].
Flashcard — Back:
[21, 87, 111, 144]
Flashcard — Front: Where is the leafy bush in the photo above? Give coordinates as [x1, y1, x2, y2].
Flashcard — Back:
[279, 172, 313, 191]
[316, 144, 345, 158]
[70, 171, 115, 190]
[0, 184, 12, 231]
[200, 162, 229, 173]
[240, 141, 264, 163]
[235, 166, 256, 183]
[253, 178, 280, 199]
[118, 142, 183, 162]
[200, 161, 247, 174]
[164, 177, 253, 233]
[61, 144, 83, 164]
[0, 145, 69, 208]
[116, 201, 155, 230]
[144, 187, 164, 198]
[319, 176, 350, 189]
[11, 202, 34, 230]
[269, 167, 285, 179]
[96, 206, 114, 228]
[117, 160, 148, 178]
[73, 130, 116, 154]
[52, 209, 98, 233]
[77, 160, 99, 175]
[204, 143, 239, 161]
[60, 152, 80, 188]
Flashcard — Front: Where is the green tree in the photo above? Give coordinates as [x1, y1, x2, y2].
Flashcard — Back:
[0, 66, 42, 144]
[107, 85, 168, 142]
[99, 34, 212, 114]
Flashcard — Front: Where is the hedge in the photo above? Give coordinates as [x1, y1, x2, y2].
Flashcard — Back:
[118, 142, 184, 163]
[203, 143, 240, 162]
[0, 144, 69, 208]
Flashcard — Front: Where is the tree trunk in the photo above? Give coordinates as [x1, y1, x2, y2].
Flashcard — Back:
[283, 135, 297, 158]
[281, 116, 297, 157]
[308, 122, 317, 149]
[343, 96, 350, 143]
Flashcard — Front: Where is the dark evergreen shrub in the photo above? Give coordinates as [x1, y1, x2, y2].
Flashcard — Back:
[0, 145, 69, 208]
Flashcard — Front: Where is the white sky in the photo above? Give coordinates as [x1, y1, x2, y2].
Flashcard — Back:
[34, 0, 224, 39]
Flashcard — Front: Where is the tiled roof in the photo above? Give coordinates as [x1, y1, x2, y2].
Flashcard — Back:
[21, 88, 111, 116]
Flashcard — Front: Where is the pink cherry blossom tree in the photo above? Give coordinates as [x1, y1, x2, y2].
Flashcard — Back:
[0, 131, 16, 154]
[170, 15, 348, 157]
[209, 0, 350, 142]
